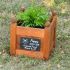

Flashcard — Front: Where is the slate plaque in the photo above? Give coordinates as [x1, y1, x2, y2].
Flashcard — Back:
[20, 37, 41, 51]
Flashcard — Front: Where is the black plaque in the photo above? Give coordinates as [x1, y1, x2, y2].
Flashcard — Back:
[20, 37, 41, 51]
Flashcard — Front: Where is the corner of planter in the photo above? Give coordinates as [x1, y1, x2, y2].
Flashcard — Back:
[10, 14, 17, 55]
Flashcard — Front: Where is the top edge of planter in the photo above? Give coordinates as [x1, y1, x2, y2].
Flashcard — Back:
[11, 10, 57, 30]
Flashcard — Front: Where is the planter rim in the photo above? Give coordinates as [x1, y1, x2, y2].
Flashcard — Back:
[17, 26, 45, 30]
[16, 14, 56, 30]
[11, 11, 57, 29]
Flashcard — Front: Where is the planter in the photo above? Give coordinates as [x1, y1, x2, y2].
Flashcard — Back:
[10, 11, 57, 60]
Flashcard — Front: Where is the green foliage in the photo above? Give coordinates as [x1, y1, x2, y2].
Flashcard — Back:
[16, 5, 50, 28]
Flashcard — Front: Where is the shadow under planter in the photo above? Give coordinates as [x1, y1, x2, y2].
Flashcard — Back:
[10, 11, 57, 60]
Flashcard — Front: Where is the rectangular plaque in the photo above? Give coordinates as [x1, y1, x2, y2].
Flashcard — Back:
[20, 37, 41, 51]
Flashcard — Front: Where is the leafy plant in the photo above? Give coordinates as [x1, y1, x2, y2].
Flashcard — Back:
[16, 5, 50, 28]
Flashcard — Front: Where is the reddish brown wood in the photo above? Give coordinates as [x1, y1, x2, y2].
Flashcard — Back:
[10, 22, 16, 55]
[10, 16, 17, 55]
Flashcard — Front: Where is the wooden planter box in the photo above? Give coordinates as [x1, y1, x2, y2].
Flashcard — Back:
[10, 11, 57, 60]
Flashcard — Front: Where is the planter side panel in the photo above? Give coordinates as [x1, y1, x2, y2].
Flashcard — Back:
[50, 15, 57, 50]
[43, 15, 57, 59]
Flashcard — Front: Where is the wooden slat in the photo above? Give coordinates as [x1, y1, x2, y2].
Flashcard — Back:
[10, 23, 16, 55]
[16, 26, 44, 38]
[16, 49, 43, 59]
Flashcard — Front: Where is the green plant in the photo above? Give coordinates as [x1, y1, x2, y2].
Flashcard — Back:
[16, 5, 50, 28]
